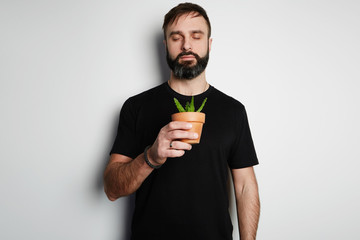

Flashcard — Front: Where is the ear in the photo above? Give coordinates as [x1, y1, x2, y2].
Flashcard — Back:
[163, 39, 167, 48]
[208, 38, 213, 52]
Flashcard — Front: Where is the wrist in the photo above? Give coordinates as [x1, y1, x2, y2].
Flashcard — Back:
[144, 145, 163, 169]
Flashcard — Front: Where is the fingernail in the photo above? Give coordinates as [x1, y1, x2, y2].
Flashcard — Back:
[187, 123, 192, 128]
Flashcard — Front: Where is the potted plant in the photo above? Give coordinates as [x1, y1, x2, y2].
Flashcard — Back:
[171, 96, 207, 144]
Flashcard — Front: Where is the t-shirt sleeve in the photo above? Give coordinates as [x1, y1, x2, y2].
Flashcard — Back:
[228, 105, 259, 169]
[110, 98, 138, 159]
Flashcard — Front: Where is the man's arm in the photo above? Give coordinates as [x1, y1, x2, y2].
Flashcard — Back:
[232, 167, 260, 240]
[103, 121, 197, 201]
[103, 153, 153, 200]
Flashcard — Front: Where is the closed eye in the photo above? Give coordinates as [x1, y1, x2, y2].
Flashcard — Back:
[171, 35, 182, 41]
[192, 32, 203, 40]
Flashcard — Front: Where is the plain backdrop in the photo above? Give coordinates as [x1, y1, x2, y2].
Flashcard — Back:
[1, 0, 359, 239]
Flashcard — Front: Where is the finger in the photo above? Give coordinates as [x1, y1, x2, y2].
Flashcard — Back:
[165, 121, 192, 131]
[170, 140, 192, 151]
[168, 130, 198, 141]
[165, 149, 186, 158]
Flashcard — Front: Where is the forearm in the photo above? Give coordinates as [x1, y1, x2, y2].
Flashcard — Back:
[104, 122, 195, 201]
[104, 153, 153, 200]
[236, 181, 260, 240]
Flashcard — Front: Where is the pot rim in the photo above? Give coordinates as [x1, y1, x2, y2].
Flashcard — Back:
[171, 112, 206, 123]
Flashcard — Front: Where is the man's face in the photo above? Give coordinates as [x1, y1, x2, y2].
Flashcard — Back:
[165, 12, 212, 79]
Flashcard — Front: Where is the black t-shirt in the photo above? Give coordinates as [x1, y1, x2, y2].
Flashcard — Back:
[111, 82, 258, 240]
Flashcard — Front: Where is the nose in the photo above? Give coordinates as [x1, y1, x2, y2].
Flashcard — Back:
[182, 38, 192, 51]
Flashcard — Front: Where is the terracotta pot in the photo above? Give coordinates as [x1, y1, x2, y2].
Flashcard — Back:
[171, 112, 206, 144]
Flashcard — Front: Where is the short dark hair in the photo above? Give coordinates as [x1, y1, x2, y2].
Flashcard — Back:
[162, 2, 211, 39]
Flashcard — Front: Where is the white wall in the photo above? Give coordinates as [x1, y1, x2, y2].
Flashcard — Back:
[1, 1, 359, 239]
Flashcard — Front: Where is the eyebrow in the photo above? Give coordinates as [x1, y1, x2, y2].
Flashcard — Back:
[169, 30, 205, 37]
[169, 31, 182, 37]
[191, 30, 205, 35]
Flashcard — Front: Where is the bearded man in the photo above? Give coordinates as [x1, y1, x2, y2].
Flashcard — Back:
[104, 3, 260, 240]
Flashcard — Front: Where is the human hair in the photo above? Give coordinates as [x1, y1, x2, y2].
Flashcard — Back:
[162, 2, 211, 39]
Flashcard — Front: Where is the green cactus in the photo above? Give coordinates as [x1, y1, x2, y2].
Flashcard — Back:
[174, 96, 207, 113]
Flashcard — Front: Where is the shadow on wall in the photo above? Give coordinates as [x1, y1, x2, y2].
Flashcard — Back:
[94, 111, 135, 240]
[156, 32, 170, 84]
[94, 31, 171, 240]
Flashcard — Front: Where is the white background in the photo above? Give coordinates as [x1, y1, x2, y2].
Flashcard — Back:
[1, 0, 359, 239]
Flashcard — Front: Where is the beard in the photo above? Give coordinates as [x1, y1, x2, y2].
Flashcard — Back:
[166, 48, 209, 80]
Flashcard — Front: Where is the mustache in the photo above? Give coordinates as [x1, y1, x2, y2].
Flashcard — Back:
[176, 51, 200, 60]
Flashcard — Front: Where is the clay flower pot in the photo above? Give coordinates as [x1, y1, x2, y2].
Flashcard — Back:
[171, 112, 206, 144]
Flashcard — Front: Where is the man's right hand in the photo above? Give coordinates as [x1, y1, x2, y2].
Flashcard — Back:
[104, 121, 198, 199]
[147, 121, 198, 166]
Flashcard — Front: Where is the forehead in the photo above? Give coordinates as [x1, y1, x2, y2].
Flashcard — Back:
[166, 12, 209, 36]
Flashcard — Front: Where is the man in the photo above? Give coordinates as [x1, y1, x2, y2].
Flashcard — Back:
[104, 3, 260, 240]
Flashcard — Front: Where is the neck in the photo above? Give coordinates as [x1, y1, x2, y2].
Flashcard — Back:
[168, 72, 209, 96]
